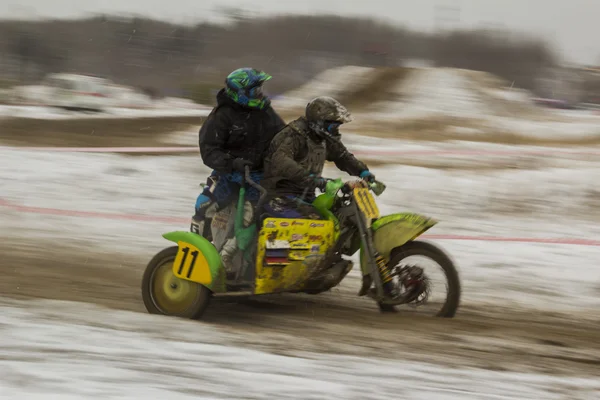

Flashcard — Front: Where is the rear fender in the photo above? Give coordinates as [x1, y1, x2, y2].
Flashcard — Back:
[163, 231, 226, 293]
[359, 213, 438, 275]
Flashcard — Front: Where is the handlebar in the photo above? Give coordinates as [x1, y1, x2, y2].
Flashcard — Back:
[242, 166, 385, 209]
[323, 177, 386, 196]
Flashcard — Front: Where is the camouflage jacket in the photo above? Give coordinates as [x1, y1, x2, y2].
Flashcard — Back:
[261, 117, 368, 196]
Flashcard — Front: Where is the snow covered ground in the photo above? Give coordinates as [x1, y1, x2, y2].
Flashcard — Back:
[0, 105, 211, 120]
[1, 298, 598, 399]
[2, 93, 600, 398]
[1, 146, 600, 315]
[2, 145, 600, 398]
[364, 68, 600, 140]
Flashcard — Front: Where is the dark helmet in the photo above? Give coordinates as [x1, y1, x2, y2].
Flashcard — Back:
[305, 96, 353, 139]
[225, 67, 272, 110]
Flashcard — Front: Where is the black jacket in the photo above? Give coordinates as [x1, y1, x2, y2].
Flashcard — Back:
[199, 89, 286, 174]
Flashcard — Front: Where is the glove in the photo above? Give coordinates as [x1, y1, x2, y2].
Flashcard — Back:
[360, 170, 375, 183]
[232, 158, 252, 173]
[314, 177, 327, 191]
[309, 174, 327, 191]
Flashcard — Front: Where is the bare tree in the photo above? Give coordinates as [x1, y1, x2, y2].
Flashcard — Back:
[0, 14, 558, 97]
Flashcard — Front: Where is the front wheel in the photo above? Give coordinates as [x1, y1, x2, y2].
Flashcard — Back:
[141, 246, 212, 319]
[381, 240, 461, 317]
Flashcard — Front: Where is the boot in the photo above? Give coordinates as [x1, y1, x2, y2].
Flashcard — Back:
[220, 236, 238, 280]
[221, 201, 254, 281]
[190, 217, 203, 235]
[190, 216, 213, 241]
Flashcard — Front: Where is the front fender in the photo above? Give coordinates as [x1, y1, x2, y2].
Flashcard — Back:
[359, 213, 438, 275]
[163, 231, 226, 292]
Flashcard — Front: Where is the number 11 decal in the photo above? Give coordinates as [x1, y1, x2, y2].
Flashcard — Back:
[173, 241, 211, 285]
[187, 250, 199, 278]
[176, 246, 199, 278]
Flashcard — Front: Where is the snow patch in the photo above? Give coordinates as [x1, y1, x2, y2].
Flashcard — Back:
[1, 298, 598, 399]
[0, 105, 210, 120]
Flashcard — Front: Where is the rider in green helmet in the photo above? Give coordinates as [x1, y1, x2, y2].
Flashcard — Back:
[191, 68, 286, 241]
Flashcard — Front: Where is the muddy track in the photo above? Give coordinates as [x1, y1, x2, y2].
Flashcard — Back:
[0, 115, 206, 148]
[1, 237, 598, 378]
[3, 111, 599, 149]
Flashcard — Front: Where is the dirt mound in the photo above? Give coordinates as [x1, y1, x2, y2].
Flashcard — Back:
[342, 67, 600, 142]
[276, 65, 544, 117]
[337, 67, 412, 112]
[364, 67, 543, 121]
[462, 69, 546, 118]
[272, 66, 373, 111]
[273, 66, 411, 114]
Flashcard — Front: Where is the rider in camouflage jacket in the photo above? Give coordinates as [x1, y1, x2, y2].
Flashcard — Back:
[261, 96, 375, 217]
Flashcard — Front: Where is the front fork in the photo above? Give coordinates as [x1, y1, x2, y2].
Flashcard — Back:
[353, 203, 395, 300]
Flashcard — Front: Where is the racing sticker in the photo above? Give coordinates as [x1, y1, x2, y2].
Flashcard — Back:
[288, 251, 307, 260]
[266, 239, 291, 249]
[291, 242, 311, 249]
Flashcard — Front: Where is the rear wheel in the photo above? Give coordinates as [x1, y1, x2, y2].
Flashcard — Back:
[142, 246, 212, 319]
[379, 240, 461, 318]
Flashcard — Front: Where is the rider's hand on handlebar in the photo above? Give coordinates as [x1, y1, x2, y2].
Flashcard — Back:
[232, 158, 253, 173]
[314, 177, 328, 191]
[359, 170, 376, 183]
[309, 174, 327, 191]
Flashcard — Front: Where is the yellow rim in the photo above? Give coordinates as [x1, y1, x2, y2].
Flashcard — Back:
[151, 259, 200, 315]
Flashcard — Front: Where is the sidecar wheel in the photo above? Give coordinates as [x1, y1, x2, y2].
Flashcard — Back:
[142, 246, 211, 319]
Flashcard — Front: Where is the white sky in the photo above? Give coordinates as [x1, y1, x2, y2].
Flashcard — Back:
[2, 0, 598, 65]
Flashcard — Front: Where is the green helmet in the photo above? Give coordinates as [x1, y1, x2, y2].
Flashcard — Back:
[225, 67, 272, 109]
[305, 96, 353, 139]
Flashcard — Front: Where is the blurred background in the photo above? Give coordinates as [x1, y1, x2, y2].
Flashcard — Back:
[1, 1, 599, 399]
[0, 0, 598, 110]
